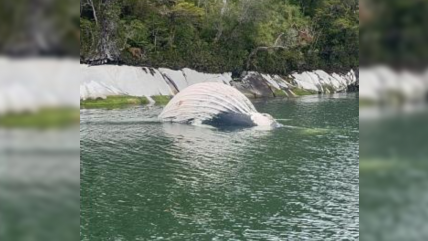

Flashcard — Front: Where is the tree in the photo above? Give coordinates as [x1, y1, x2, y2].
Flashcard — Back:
[85, 0, 121, 65]
[79, 0, 359, 72]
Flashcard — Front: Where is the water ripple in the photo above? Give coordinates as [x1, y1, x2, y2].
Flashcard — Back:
[81, 93, 359, 240]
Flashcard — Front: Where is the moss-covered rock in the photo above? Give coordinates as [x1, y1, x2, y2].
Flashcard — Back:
[322, 84, 336, 93]
[80, 96, 149, 109]
[359, 99, 376, 108]
[151, 95, 172, 105]
[292, 88, 318, 96]
[0, 108, 79, 128]
[273, 89, 288, 97]
[385, 90, 406, 106]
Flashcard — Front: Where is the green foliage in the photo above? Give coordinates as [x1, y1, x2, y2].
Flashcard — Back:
[80, 18, 98, 58]
[292, 88, 318, 96]
[80, 96, 149, 109]
[360, 0, 428, 68]
[122, 19, 150, 47]
[273, 89, 288, 97]
[309, 0, 359, 70]
[359, 98, 376, 108]
[80, 0, 358, 73]
[0, 108, 79, 128]
[151, 95, 172, 105]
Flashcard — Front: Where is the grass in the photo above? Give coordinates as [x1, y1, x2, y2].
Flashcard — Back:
[151, 95, 172, 105]
[80, 96, 149, 109]
[0, 108, 79, 128]
[385, 91, 406, 106]
[273, 89, 288, 97]
[292, 88, 318, 96]
[359, 99, 376, 108]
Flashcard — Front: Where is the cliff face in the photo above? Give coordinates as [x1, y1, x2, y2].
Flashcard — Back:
[80, 64, 358, 102]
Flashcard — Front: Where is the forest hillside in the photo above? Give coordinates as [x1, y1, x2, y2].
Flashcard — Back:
[80, 0, 359, 74]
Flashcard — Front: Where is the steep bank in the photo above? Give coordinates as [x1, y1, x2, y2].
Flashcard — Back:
[359, 66, 428, 106]
[80, 64, 358, 106]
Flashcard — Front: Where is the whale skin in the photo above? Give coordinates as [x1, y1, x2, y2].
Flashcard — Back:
[158, 82, 279, 128]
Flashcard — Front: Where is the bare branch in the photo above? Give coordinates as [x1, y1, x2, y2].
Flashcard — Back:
[273, 32, 285, 46]
[246, 33, 288, 70]
[88, 0, 99, 26]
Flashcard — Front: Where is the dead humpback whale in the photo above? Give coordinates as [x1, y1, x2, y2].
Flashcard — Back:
[158, 82, 279, 128]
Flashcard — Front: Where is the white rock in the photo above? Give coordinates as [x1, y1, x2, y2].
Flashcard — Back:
[159, 68, 189, 91]
[399, 71, 425, 100]
[273, 75, 294, 89]
[372, 66, 399, 93]
[359, 68, 382, 101]
[306, 72, 324, 92]
[314, 70, 341, 90]
[0, 57, 79, 113]
[81, 65, 174, 98]
[182, 68, 232, 86]
[291, 72, 319, 92]
[80, 80, 125, 100]
[261, 74, 281, 90]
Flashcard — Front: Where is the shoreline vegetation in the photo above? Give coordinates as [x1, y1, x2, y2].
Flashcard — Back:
[80, 96, 150, 109]
[0, 108, 79, 128]
[77, 0, 360, 111]
[0, 90, 318, 128]
[77, 0, 360, 113]
[80, 0, 358, 74]
[79, 64, 358, 110]
[0, 88, 333, 128]
[80, 95, 172, 109]
[79, 90, 329, 109]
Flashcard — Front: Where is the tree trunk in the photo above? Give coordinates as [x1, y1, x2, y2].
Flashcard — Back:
[214, 0, 227, 43]
[85, 0, 121, 65]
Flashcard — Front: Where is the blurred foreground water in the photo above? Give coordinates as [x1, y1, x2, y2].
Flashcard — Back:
[360, 108, 428, 240]
[0, 127, 80, 240]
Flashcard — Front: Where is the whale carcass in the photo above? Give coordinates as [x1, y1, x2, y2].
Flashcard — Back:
[158, 82, 279, 128]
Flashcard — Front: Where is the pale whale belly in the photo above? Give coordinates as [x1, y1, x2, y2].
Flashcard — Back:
[158, 82, 278, 128]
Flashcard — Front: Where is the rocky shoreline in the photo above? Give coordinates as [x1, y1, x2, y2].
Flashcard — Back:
[0, 56, 359, 116]
[80, 64, 358, 106]
[359, 66, 428, 106]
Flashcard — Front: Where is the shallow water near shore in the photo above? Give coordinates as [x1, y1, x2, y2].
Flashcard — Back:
[80, 93, 359, 240]
[360, 107, 428, 241]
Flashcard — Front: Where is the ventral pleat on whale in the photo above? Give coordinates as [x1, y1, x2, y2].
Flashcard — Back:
[158, 82, 280, 129]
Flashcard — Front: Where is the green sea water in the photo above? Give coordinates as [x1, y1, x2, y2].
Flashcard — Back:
[80, 93, 359, 240]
